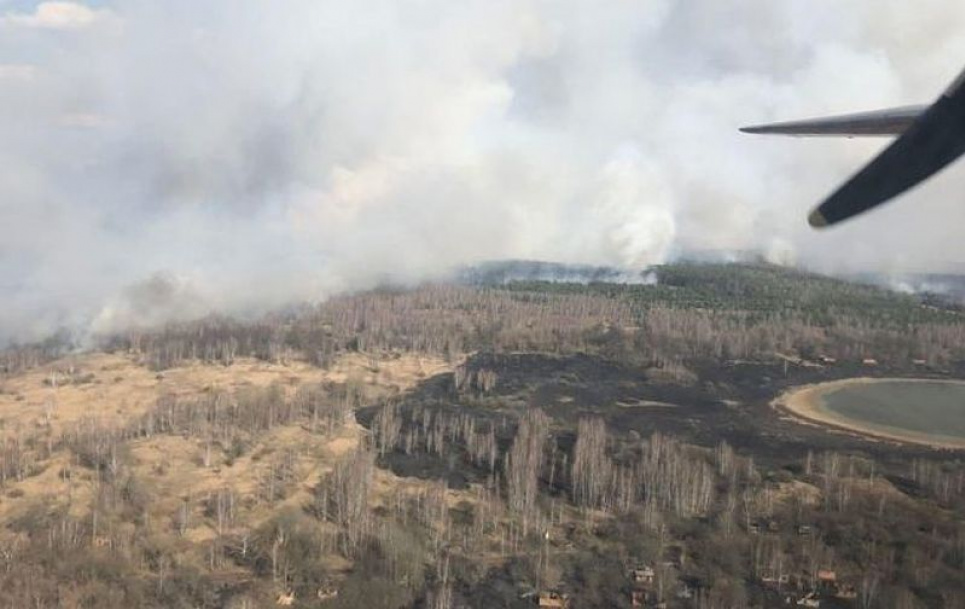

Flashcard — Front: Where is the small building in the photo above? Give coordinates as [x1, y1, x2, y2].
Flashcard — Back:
[796, 592, 820, 607]
[631, 588, 661, 608]
[817, 570, 837, 584]
[818, 355, 837, 365]
[750, 520, 779, 535]
[761, 571, 790, 586]
[912, 359, 928, 366]
[538, 591, 570, 609]
[862, 358, 879, 366]
[632, 565, 656, 585]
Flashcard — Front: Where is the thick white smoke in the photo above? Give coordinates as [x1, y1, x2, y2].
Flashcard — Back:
[2, 0, 965, 342]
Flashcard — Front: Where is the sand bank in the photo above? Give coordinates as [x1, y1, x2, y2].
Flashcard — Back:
[772, 377, 965, 450]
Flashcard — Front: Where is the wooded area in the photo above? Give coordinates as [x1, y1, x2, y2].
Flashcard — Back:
[85, 263, 965, 375]
[0, 263, 963, 608]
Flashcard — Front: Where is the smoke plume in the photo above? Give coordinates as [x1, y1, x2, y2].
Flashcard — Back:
[2, 0, 965, 342]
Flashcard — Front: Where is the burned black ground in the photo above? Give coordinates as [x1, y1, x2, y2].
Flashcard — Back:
[362, 350, 965, 490]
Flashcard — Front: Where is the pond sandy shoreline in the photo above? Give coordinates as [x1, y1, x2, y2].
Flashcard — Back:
[772, 377, 965, 451]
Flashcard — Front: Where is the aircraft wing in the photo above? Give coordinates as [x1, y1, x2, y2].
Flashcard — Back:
[809, 71, 965, 227]
[742, 66, 965, 227]
[740, 105, 926, 137]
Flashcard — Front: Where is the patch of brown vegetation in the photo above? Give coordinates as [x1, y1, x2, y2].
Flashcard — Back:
[0, 350, 452, 552]
[0, 352, 448, 441]
[771, 480, 821, 507]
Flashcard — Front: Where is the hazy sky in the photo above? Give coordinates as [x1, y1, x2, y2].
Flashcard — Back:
[2, 1, 965, 343]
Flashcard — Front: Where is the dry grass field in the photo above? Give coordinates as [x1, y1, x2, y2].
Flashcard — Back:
[0, 350, 457, 602]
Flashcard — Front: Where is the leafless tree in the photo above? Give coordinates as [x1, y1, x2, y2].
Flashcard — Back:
[505, 409, 550, 536]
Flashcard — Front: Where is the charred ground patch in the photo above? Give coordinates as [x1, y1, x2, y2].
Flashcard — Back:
[360, 352, 965, 484]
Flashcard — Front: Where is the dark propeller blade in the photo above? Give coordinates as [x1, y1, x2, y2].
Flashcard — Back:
[809, 69, 965, 227]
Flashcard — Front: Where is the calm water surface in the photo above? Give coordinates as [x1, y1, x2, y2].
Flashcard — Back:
[821, 381, 965, 439]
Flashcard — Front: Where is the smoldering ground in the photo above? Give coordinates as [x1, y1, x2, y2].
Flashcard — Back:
[2, 0, 965, 343]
